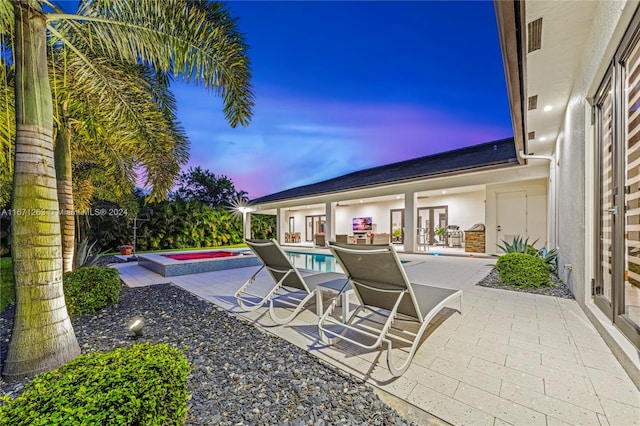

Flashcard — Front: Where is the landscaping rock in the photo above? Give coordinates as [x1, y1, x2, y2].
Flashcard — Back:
[0, 284, 415, 425]
[476, 268, 574, 299]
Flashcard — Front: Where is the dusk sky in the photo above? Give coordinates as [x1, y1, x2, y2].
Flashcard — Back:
[171, 1, 514, 199]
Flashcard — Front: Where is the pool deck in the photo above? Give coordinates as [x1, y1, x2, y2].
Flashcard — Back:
[113, 248, 640, 426]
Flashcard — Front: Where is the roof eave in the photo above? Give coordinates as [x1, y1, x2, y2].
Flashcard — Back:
[252, 160, 520, 206]
[494, 0, 527, 164]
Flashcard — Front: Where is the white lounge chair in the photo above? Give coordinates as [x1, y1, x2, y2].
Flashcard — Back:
[321, 242, 463, 377]
[235, 239, 346, 324]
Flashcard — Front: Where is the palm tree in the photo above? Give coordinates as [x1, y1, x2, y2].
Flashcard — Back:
[49, 54, 190, 272]
[1, 0, 253, 379]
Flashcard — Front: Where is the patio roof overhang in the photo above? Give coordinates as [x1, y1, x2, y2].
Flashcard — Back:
[251, 160, 548, 214]
[250, 138, 526, 210]
[494, 0, 600, 161]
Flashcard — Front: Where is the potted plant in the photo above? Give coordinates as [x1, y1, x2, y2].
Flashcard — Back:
[119, 245, 133, 255]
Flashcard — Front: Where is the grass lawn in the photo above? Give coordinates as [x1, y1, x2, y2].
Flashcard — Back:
[1, 256, 14, 312]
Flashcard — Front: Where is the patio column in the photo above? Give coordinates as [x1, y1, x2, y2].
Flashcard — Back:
[325, 201, 334, 241]
[278, 208, 286, 243]
[243, 211, 252, 240]
[404, 191, 416, 252]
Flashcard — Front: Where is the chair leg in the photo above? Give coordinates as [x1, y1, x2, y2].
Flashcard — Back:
[269, 290, 317, 325]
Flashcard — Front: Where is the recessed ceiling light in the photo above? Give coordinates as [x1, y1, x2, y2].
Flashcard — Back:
[442, 190, 446, 194]
[396, 195, 400, 199]
[359, 200, 363, 203]
[543, 105, 553, 112]
[540, 136, 547, 141]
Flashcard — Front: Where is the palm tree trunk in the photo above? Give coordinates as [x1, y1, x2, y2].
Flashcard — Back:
[54, 115, 75, 273]
[3, 0, 80, 380]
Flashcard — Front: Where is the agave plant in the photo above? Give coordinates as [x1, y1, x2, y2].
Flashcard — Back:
[497, 235, 539, 255]
[74, 238, 107, 269]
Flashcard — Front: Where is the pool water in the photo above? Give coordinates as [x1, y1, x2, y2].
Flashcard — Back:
[285, 251, 343, 273]
[285, 251, 410, 274]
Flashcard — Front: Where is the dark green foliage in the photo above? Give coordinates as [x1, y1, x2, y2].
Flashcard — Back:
[86, 199, 135, 251]
[173, 166, 248, 208]
[74, 238, 107, 268]
[250, 213, 276, 240]
[497, 235, 558, 273]
[0, 208, 10, 257]
[63, 267, 121, 317]
[0, 343, 190, 425]
[496, 252, 552, 288]
[539, 247, 558, 273]
[135, 199, 243, 250]
[0, 256, 13, 312]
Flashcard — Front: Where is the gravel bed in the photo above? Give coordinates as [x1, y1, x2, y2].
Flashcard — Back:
[96, 255, 127, 266]
[476, 268, 574, 299]
[1, 284, 415, 425]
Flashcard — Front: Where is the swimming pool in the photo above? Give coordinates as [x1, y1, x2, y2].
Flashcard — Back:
[285, 251, 343, 273]
[138, 250, 260, 277]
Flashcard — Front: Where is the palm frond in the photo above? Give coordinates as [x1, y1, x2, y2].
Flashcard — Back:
[73, 0, 254, 127]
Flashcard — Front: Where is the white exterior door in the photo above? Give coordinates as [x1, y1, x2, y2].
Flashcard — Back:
[496, 191, 527, 245]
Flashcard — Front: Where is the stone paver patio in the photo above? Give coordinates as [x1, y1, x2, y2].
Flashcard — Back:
[114, 250, 640, 425]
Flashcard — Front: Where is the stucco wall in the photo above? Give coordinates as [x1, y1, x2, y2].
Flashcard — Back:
[485, 179, 548, 255]
[334, 200, 404, 235]
[557, 0, 633, 304]
[416, 191, 486, 232]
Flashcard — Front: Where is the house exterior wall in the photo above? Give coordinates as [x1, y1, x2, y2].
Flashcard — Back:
[334, 200, 404, 235]
[417, 191, 486, 232]
[556, 1, 633, 304]
[550, 0, 640, 385]
[485, 179, 548, 255]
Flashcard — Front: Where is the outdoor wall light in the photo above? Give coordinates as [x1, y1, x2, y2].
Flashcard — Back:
[543, 105, 553, 111]
[129, 317, 145, 337]
[540, 136, 547, 141]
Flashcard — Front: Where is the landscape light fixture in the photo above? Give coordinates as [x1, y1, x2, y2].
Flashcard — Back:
[129, 317, 145, 337]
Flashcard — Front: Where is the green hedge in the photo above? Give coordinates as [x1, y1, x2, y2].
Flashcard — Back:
[63, 267, 121, 317]
[0, 343, 190, 425]
[496, 252, 552, 288]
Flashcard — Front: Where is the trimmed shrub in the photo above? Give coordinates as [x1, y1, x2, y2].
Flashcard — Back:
[496, 252, 552, 288]
[63, 266, 121, 317]
[0, 343, 190, 425]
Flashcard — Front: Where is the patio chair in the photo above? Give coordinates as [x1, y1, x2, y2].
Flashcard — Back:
[235, 239, 346, 324]
[320, 242, 463, 377]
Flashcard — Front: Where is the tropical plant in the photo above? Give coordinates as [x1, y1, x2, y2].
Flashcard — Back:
[496, 252, 552, 288]
[497, 235, 539, 255]
[0, 256, 14, 312]
[0, 27, 191, 273]
[0, 343, 190, 425]
[73, 238, 106, 269]
[250, 213, 277, 240]
[173, 166, 249, 208]
[0, 0, 253, 379]
[497, 235, 558, 273]
[63, 266, 120, 317]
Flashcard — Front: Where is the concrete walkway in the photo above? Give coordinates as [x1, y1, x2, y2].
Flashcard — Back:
[114, 252, 640, 426]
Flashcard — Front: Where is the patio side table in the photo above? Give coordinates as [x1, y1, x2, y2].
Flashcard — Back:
[315, 279, 355, 322]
